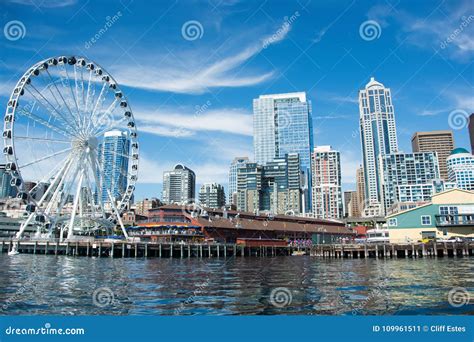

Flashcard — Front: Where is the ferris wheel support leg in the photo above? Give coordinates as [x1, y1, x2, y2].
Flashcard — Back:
[106, 189, 129, 239]
[67, 171, 85, 240]
[14, 212, 36, 240]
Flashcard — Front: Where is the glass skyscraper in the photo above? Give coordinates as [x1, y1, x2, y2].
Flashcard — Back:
[97, 130, 130, 206]
[447, 148, 474, 191]
[359, 77, 398, 216]
[253, 92, 313, 211]
[228, 157, 250, 206]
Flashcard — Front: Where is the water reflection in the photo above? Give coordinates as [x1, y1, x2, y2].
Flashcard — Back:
[0, 255, 472, 315]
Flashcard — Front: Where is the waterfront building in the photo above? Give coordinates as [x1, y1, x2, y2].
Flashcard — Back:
[0, 164, 16, 199]
[135, 197, 162, 217]
[228, 157, 250, 206]
[469, 113, 474, 154]
[380, 152, 441, 214]
[446, 148, 474, 191]
[199, 183, 226, 209]
[96, 130, 130, 206]
[237, 154, 301, 215]
[253, 92, 313, 211]
[387, 189, 474, 243]
[359, 77, 398, 217]
[311, 146, 343, 220]
[162, 164, 196, 204]
[411, 130, 455, 181]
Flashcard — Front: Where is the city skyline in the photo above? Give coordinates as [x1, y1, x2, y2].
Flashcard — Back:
[0, 0, 472, 201]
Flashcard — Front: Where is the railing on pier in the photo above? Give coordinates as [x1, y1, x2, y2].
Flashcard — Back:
[435, 214, 474, 227]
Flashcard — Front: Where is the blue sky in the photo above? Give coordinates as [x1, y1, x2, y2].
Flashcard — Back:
[1, 0, 473, 201]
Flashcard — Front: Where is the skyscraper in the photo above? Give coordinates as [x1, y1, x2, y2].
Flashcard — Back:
[354, 165, 365, 217]
[253, 92, 313, 211]
[447, 148, 474, 191]
[469, 113, 474, 154]
[359, 77, 398, 216]
[411, 130, 454, 181]
[97, 130, 130, 205]
[162, 164, 196, 204]
[237, 154, 301, 215]
[199, 183, 226, 208]
[311, 146, 343, 220]
[380, 152, 440, 213]
[343, 191, 356, 218]
[228, 157, 250, 206]
[0, 164, 16, 199]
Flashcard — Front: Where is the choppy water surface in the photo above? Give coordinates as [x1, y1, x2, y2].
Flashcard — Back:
[0, 254, 473, 315]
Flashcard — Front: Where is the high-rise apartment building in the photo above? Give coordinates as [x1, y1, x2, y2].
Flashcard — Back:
[359, 77, 398, 216]
[311, 146, 343, 220]
[353, 165, 365, 217]
[447, 148, 474, 191]
[411, 130, 454, 181]
[97, 130, 130, 205]
[199, 183, 226, 208]
[162, 164, 196, 204]
[0, 164, 16, 199]
[343, 191, 355, 218]
[237, 154, 301, 215]
[253, 92, 313, 211]
[228, 157, 250, 206]
[135, 197, 162, 216]
[380, 152, 441, 213]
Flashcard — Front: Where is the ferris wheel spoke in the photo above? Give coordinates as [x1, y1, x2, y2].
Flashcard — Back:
[19, 147, 72, 168]
[84, 68, 96, 117]
[17, 107, 76, 139]
[93, 117, 129, 138]
[87, 154, 108, 218]
[87, 83, 108, 133]
[61, 65, 83, 127]
[15, 135, 70, 144]
[45, 69, 82, 129]
[44, 157, 75, 215]
[24, 84, 78, 134]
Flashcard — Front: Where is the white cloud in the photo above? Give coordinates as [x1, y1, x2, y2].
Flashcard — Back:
[112, 23, 291, 94]
[135, 106, 253, 137]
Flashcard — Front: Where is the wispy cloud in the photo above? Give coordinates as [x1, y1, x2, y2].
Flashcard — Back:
[135, 106, 253, 137]
[112, 22, 291, 94]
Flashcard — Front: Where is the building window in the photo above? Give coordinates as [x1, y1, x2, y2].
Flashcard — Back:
[421, 215, 431, 225]
[388, 218, 397, 227]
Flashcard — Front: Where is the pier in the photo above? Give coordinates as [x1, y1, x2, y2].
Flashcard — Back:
[2, 239, 473, 259]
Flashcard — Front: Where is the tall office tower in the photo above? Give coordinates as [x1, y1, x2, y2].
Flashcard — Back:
[228, 157, 250, 206]
[97, 130, 130, 205]
[253, 92, 313, 211]
[237, 154, 301, 215]
[353, 165, 365, 217]
[380, 152, 440, 213]
[411, 130, 455, 181]
[311, 146, 343, 220]
[162, 164, 196, 204]
[0, 164, 16, 199]
[199, 183, 226, 208]
[343, 191, 356, 218]
[469, 113, 474, 154]
[447, 148, 474, 191]
[359, 77, 398, 216]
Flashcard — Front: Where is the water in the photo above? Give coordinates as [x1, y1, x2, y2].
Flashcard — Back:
[0, 254, 473, 315]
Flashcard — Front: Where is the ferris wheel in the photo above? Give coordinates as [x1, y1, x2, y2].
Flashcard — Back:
[3, 56, 138, 241]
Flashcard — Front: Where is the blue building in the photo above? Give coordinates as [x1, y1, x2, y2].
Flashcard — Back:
[447, 148, 474, 191]
[0, 164, 16, 199]
[97, 130, 130, 206]
[253, 92, 313, 212]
